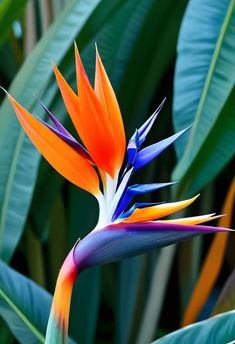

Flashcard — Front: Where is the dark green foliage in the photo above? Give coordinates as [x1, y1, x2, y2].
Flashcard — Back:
[0, 0, 234, 343]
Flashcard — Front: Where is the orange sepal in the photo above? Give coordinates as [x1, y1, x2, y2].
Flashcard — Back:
[8, 94, 100, 195]
[73, 45, 118, 177]
[95, 46, 126, 170]
[124, 195, 199, 222]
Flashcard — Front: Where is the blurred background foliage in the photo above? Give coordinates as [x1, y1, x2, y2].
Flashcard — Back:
[0, 0, 234, 343]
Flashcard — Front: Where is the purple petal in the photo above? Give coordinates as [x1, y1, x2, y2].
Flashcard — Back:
[36, 100, 92, 161]
[73, 222, 228, 271]
[134, 126, 192, 171]
[112, 182, 174, 221]
[38, 98, 74, 138]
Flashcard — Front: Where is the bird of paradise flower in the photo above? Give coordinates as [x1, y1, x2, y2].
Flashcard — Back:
[3, 44, 230, 343]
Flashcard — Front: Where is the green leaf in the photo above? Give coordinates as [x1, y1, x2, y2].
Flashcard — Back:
[172, 0, 235, 195]
[0, 259, 50, 343]
[0, 259, 76, 344]
[0, 0, 27, 48]
[174, 89, 235, 196]
[0, 0, 101, 262]
[0, 318, 14, 344]
[115, 0, 187, 130]
[152, 310, 235, 344]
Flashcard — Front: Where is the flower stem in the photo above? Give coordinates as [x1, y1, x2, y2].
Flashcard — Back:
[45, 248, 78, 344]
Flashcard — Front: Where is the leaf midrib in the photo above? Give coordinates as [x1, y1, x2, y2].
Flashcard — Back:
[0, 287, 45, 343]
[181, 0, 235, 162]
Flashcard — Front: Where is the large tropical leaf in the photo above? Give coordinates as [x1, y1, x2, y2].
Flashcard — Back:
[175, 89, 235, 197]
[172, 0, 235, 196]
[0, 259, 76, 344]
[0, 0, 101, 262]
[0, 259, 50, 344]
[152, 310, 235, 344]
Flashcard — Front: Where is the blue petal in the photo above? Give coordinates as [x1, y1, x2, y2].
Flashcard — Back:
[138, 98, 166, 143]
[126, 99, 166, 168]
[134, 126, 192, 171]
[128, 182, 175, 194]
[38, 98, 75, 138]
[119, 202, 161, 220]
[73, 222, 224, 271]
[112, 182, 175, 221]
[126, 131, 139, 167]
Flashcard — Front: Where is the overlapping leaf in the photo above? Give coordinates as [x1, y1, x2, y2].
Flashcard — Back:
[0, 260, 76, 344]
[173, 0, 235, 196]
[152, 310, 235, 344]
[0, 260, 50, 343]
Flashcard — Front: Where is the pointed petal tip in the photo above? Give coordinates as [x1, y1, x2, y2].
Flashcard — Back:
[95, 44, 103, 68]
[74, 41, 80, 59]
[52, 62, 58, 71]
[193, 193, 200, 200]
[50, 58, 56, 68]
[155, 97, 166, 112]
[185, 121, 196, 131]
[215, 213, 226, 218]
[157, 213, 225, 226]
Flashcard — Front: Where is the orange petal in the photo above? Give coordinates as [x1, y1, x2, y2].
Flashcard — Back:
[181, 177, 235, 327]
[94, 46, 126, 169]
[124, 195, 199, 222]
[8, 94, 100, 196]
[156, 214, 222, 225]
[72, 45, 118, 177]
